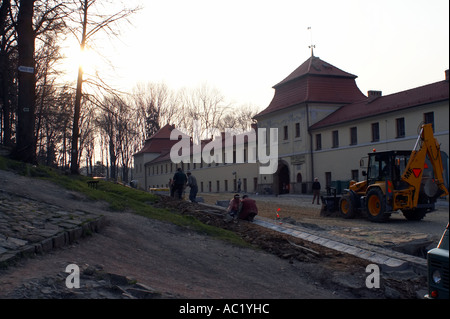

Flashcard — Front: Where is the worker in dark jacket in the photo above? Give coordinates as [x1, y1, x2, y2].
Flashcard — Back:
[186, 170, 198, 203]
[172, 168, 187, 199]
[312, 177, 321, 205]
[238, 195, 258, 221]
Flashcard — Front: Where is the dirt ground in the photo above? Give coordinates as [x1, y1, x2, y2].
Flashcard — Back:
[0, 170, 430, 299]
[198, 192, 448, 251]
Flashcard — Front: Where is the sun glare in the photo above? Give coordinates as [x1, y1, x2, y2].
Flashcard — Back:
[62, 42, 99, 79]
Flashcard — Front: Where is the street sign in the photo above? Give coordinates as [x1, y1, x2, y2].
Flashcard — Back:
[18, 66, 34, 74]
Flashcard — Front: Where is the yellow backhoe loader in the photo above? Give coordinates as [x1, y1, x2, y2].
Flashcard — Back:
[328, 123, 448, 222]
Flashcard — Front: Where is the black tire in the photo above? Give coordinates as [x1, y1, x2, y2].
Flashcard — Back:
[402, 193, 430, 221]
[339, 194, 357, 219]
[402, 209, 427, 221]
[366, 188, 390, 222]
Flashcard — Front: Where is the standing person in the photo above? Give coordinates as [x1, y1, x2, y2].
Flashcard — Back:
[237, 178, 242, 193]
[312, 177, 321, 205]
[238, 195, 258, 221]
[172, 168, 187, 200]
[186, 170, 198, 203]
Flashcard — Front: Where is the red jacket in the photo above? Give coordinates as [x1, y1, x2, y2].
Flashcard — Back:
[239, 198, 258, 220]
[228, 198, 240, 213]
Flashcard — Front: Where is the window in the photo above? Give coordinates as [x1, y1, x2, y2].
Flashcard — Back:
[332, 130, 339, 148]
[424, 112, 435, 131]
[283, 125, 288, 140]
[351, 169, 359, 181]
[371, 122, 380, 142]
[295, 123, 300, 138]
[315, 134, 322, 150]
[350, 127, 357, 145]
[396, 118, 405, 138]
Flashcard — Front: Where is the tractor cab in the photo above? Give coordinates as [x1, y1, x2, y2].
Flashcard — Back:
[364, 150, 411, 189]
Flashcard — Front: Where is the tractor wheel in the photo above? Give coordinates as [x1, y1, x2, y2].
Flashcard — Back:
[339, 194, 356, 219]
[366, 188, 389, 222]
[402, 209, 427, 221]
[402, 193, 430, 221]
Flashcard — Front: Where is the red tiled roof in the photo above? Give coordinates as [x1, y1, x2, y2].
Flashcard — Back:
[147, 130, 258, 165]
[273, 55, 358, 88]
[134, 124, 189, 155]
[255, 56, 366, 118]
[310, 80, 449, 130]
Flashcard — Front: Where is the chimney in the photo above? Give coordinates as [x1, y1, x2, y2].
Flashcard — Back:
[368, 90, 382, 98]
[367, 90, 382, 102]
[445, 69, 449, 82]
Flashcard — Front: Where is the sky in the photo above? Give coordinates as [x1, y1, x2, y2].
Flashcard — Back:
[66, 0, 450, 112]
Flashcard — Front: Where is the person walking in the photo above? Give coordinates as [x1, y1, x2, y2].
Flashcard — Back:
[312, 177, 321, 205]
[186, 170, 198, 203]
[172, 168, 187, 200]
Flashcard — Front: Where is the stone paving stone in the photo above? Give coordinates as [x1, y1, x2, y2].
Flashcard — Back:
[253, 216, 426, 272]
[0, 190, 104, 268]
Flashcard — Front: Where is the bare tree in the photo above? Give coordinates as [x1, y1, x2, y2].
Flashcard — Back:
[3, 0, 69, 161]
[217, 103, 258, 132]
[67, 0, 140, 174]
[0, 0, 16, 147]
[176, 83, 229, 140]
[131, 82, 180, 142]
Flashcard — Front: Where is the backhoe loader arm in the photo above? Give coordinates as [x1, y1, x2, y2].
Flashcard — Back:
[402, 124, 449, 200]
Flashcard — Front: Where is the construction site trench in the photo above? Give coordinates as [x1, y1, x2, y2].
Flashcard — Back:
[150, 194, 444, 299]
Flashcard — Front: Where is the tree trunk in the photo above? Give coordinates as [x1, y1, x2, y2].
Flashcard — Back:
[15, 0, 37, 164]
[70, 0, 88, 174]
[109, 137, 116, 180]
[0, 0, 11, 146]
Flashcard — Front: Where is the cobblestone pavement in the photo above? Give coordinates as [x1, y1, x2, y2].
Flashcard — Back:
[0, 190, 104, 268]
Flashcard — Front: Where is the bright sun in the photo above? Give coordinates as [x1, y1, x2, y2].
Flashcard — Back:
[62, 42, 100, 80]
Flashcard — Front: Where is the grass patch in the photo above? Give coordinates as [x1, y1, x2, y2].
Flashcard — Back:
[0, 156, 248, 247]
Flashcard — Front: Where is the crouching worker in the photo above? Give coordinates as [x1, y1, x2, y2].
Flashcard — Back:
[238, 195, 258, 222]
[226, 194, 241, 221]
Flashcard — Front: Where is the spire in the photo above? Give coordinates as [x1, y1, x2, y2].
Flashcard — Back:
[309, 44, 315, 57]
[307, 27, 315, 56]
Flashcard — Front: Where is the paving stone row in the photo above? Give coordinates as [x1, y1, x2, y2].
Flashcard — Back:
[201, 202, 427, 273]
[0, 190, 105, 268]
[253, 217, 427, 273]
